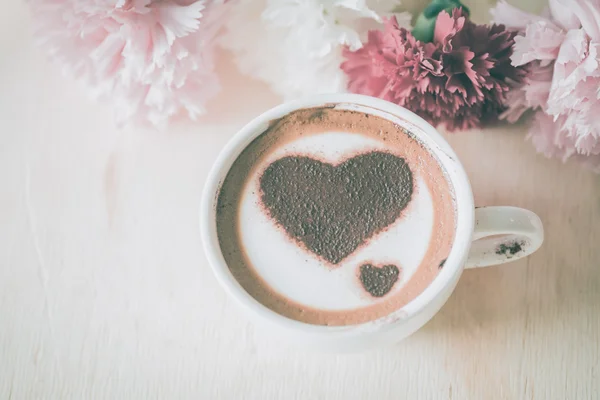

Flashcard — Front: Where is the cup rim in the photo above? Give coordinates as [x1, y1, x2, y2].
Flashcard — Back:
[200, 94, 474, 338]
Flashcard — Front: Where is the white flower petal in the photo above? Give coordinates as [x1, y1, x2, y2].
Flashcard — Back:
[221, 0, 404, 99]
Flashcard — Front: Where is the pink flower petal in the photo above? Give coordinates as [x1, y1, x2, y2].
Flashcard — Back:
[512, 20, 565, 66]
[30, 0, 228, 128]
[570, 0, 600, 41]
[490, 0, 549, 31]
[549, 0, 581, 30]
[342, 10, 527, 131]
[528, 111, 600, 172]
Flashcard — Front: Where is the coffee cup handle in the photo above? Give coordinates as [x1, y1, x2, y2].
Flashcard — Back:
[465, 206, 544, 269]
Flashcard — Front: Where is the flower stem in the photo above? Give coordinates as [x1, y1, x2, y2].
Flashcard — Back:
[412, 0, 470, 42]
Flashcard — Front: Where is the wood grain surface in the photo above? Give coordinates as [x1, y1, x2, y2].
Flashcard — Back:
[1, 1, 598, 399]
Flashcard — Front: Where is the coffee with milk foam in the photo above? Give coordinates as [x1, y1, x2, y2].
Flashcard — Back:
[216, 106, 456, 326]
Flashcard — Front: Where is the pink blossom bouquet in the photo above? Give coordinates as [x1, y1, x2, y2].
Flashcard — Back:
[30, 0, 229, 128]
[492, 0, 600, 172]
[342, 3, 527, 131]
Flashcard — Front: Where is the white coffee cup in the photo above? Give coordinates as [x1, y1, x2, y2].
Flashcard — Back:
[200, 94, 544, 352]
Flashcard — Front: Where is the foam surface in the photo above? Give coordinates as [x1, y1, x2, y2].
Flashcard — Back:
[239, 132, 434, 310]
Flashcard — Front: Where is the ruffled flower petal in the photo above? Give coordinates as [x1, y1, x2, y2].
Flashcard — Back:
[528, 111, 600, 172]
[492, 0, 600, 172]
[343, 9, 527, 131]
[30, 0, 229, 128]
[220, 0, 409, 99]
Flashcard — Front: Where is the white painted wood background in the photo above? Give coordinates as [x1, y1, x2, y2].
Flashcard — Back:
[1, 1, 599, 398]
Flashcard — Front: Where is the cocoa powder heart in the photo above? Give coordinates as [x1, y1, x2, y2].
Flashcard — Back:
[359, 264, 401, 297]
[259, 151, 413, 264]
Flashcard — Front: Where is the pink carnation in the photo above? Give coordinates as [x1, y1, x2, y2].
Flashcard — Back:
[492, 0, 600, 172]
[500, 62, 553, 123]
[528, 112, 600, 172]
[341, 9, 526, 131]
[546, 29, 600, 152]
[30, 0, 228, 128]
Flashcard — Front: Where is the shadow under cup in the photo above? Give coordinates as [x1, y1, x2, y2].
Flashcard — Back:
[201, 94, 475, 350]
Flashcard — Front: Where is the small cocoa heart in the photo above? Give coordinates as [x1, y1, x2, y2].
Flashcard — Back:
[359, 264, 401, 297]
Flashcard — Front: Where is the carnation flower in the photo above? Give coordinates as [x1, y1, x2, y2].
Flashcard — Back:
[30, 0, 229, 128]
[342, 8, 527, 131]
[492, 0, 600, 172]
[220, 0, 411, 99]
[528, 112, 600, 172]
[500, 62, 553, 123]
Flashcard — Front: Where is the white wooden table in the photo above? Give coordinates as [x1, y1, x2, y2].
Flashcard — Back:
[1, 1, 599, 399]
